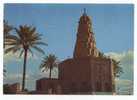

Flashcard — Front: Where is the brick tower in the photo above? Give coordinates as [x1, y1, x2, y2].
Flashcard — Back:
[73, 9, 99, 58]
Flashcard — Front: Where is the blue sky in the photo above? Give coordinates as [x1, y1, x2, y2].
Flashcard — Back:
[4, 4, 134, 91]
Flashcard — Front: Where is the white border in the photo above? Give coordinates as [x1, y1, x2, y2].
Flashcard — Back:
[1, 0, 136, 3]
[0, 0, 4, 95]
[0, 0, 137, 100]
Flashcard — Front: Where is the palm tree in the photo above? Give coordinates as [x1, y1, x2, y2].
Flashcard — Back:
[3, 20, 14, 77]
[112, 59, 123, 78]
[40, 54, 58, 79]
[4, 20, 13, 37]
[98, 51, 106, 58]
[3, 67, 6, 77]
[4, 20, 14, 47]
[5, 25, 47, 91]
[98, 51, 123, 78]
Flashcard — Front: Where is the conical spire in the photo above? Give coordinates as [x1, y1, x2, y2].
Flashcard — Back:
[73, 10, 99, 58]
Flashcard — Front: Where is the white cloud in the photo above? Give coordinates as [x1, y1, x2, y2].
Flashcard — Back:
[4, 73, 30, 83]
[115, 79, 133, 95]
[4, 52, 21, 63]
[105, 50, 133, 61]
[105, 50, 133, 80]
[4, 51, 41, 63]
[115, 79, 133, 86]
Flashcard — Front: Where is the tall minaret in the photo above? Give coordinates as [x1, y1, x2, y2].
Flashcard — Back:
[73, 9, 99, 58]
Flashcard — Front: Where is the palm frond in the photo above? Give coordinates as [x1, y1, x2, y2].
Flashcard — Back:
[5, 46, 16, 54]
[14, 28, 22, 39]
[112, 59, 123, 77]
[30, 27, 36, 34]
[31, 41, 48, 46]
[28, 48, 34, 57]
[32, 46, 45, 55]
[4, 20, 13, 35]
[19, 49, 24, 58]
[12, 46, 21, 54]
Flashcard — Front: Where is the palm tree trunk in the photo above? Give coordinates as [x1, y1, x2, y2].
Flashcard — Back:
[22, 49, 28, 91]
[49, 67, 52, 79]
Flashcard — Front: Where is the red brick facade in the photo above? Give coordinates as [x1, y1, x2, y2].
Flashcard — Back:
[59, 57, 115, 94]
[36, 78, 61, 94]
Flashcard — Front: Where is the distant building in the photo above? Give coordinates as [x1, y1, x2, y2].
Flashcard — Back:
[3, 83, 21, 94]
[36, 78, 61, 94]
[36, 9, 115, 94]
